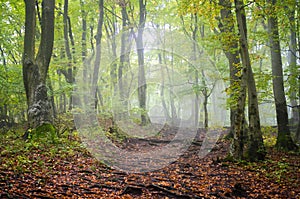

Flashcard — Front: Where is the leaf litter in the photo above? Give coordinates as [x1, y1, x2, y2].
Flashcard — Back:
[0, 127, 299, 199]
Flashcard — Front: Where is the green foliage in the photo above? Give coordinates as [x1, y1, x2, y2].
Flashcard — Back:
[27, 123, 58, 143]
[259, 159, 291, 183]
[54, 112, 75, 136]
[105, 126, 128, 143]
[262, 126, 277, 147]
[0, 127, 83, 173]
[285, 66, 300, 100]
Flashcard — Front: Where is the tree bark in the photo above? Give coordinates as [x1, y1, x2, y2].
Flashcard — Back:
[192, 14, 200, 128]
[218, 0, 243, 138]
[62, 0, 75, 110]
[158, 53, 171, 122]
[234, 0, 265, 161]
[92, 0, 104, 110]
[118, 4, 132, 119]
[201, 69, 209, 129]
[136, 0, 150, 125]
[268, 0, 297, 150]
[23, 0, 55, 128]
[287, 2, 298, 126]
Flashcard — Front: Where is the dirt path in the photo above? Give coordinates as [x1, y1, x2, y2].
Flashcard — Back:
[0, 128, 299, 198]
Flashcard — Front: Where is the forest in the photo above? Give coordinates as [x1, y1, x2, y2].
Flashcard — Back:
[0, 0, 300, 198]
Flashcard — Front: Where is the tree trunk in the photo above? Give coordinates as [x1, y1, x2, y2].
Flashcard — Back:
[158, 53, 171, 122]
[80, 0, 87, 64]
[118, 4, 132, 119]
[268, 0, 297, 151]
[62, 0, 75, 110]
[136, 0, 150, 125]
[92, 0, 104, 109]
[218, 0, 243, 138]
[22, 0, 55, 128]
[287, 2, 298, 126]
[297, 4, 300, 142]
[234, 0, 265, 161]
[104, 6, 118, 89]
[192, 14, 200, 128]
[201, 69, 209, 129]
[218, 0, 247, 158]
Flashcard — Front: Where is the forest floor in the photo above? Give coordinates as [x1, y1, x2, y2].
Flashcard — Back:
[0, 125, 299, 199]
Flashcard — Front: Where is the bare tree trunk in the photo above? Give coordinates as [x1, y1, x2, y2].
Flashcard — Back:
[201, 69, 209, 129]
[80, 0, 87, 64]
[136, 0, 150, 125]
[191, 14, 200, 128]
[287, 2, 298, 126]
[268, 0, 297, 151]
[0, 46, 9, 125]
[92, 0, 104, 110]
[158, 53, 171, 122]
[234, 0, 265, 161]
[104, 6, 118, 89]
[63, 0, 75, 110]
[118, 4, 132, 119]
[22, 0, 55, 128]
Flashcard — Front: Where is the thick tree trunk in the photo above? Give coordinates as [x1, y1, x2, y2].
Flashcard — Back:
[218, 0, 243, 138]
[218, 0, 247, 157]
[235, 0, 265, 161]
[23, 0, 55, 128]
[268, 0, 297, 150]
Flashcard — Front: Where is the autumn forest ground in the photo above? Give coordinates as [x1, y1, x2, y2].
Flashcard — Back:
[0, 123, 299, 199]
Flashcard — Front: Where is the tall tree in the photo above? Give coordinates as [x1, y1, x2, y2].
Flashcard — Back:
[286, 0, 299, 126]
[267, 0, 297, 150]
[60, 0, 76, 110]
[234, 0, 265, 160]
[118, 1, 132, 119]
[22, 0, 55, 128]
[92, 0, 104, 110]
[136, 0, 150, 125]
[218, 0, 243, 138]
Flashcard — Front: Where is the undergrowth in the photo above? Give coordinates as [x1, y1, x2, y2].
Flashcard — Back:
[0, 127, 84, 174]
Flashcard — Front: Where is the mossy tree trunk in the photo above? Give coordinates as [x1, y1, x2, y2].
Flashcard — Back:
[22, 0, 55, 129]
[218, 0, 243, 138]
[234, 0, 266, 161]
